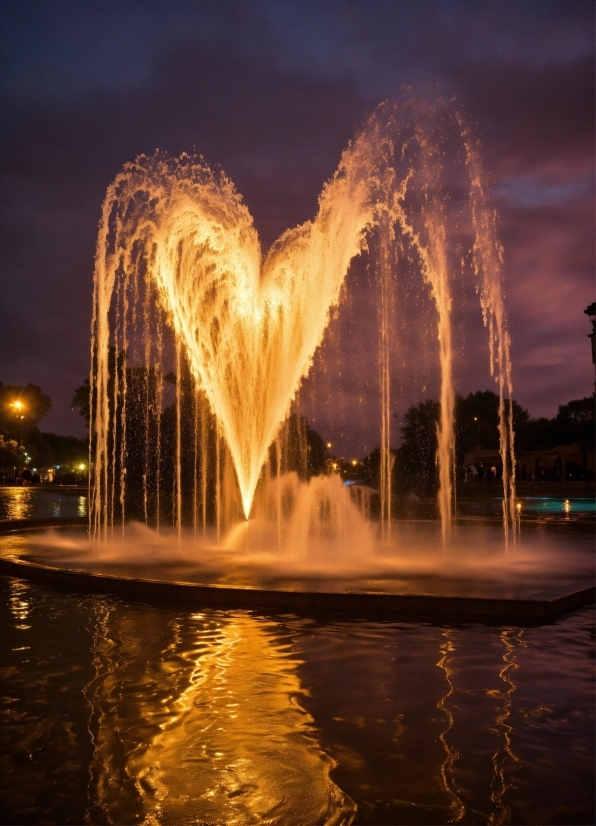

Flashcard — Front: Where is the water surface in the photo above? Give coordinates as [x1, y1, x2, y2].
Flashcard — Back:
[0, 576, 593, 825]
[0, 487, 87, 521]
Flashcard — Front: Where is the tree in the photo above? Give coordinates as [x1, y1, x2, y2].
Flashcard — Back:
[364, 390, 528, 496]
[514, 396, 595, 456]
[71, 347, 125, 427]
[71, 379, 90, 425]
[0, 435, 20, 479]
[555, 397, 595, 476]
[396, 399, 440, 496]
[270, 411, 328, 479]
[0, 383, 53, 470]
[22, 428, 53, 469]
[42, 433, 88, 470]
[0, 383, 52, 436]
[393, 391, 595, 495]
[76, 349, 329, 524]
[556, 397, 595, 441]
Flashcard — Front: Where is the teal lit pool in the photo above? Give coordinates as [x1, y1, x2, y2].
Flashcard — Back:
[517, 497, 595, 517]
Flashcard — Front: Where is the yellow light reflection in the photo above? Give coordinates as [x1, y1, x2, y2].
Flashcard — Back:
[436, 632, 466, 822]
[489, 629, 523, 822]
[86, 610, 355, 825]
[9, 579, 31, 630]
[6, 487, 32, 521]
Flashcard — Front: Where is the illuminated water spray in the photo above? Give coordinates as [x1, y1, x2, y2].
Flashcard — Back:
[89, 100, 517, 545]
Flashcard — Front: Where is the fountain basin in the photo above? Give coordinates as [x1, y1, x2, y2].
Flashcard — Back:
[1, 520, 593, 624]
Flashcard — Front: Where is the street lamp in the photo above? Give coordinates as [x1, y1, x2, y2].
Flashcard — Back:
[9, 400, 25, 479]
[585, 302, 595, 394]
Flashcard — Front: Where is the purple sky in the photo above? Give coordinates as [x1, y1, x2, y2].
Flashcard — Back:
[1, 0, 594, 454]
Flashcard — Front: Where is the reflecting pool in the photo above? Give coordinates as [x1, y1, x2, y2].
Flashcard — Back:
[0, 576, 593, 825]
[0, 487, 87, 521]
[517, 497, 596, 517]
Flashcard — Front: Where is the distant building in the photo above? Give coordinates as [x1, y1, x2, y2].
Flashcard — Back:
[464, 443, 594, 482]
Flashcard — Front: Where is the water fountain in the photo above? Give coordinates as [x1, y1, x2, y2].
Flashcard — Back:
[0, 98, 593, 826]
[0, 100, 593, 620]
[90, 100, 517, 544]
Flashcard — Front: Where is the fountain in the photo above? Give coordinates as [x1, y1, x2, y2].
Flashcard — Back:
[1, 99, 593, 620]
[1, 99, 593, 826]
[90, 100, 516, 538]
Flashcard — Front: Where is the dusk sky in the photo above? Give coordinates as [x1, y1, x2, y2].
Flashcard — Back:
[1, 0, 594, 451]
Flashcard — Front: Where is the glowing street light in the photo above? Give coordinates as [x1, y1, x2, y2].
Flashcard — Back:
[9, 400, 25, 479]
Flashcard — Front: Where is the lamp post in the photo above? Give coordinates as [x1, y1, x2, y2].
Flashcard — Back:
[585, 303, 596, 395]
[10, 400, 25, 480]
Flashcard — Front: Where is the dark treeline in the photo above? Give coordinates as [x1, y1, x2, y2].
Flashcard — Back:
[0, 382, 87, 482]
[360, 390, 595, 497]
[73, 351, 328, 525]
[5, 364, 593, 502]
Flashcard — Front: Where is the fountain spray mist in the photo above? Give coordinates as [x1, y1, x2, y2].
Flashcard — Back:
[89, 99, 516, 545]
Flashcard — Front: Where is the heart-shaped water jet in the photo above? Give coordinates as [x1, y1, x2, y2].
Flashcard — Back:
[93, 117, 393, 518]
[90, 102, 517, 544]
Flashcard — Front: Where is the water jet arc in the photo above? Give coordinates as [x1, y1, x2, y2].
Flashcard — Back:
[89, 101, 517, 542]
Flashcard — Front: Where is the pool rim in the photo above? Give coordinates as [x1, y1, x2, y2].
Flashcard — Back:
[0, 518, 593, 625]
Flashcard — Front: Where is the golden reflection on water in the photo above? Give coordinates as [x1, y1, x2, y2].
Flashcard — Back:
[8, 579, 31, 630]
[84, 606, 355, 825]
[0, 487, 88, 520]
[0, 574, 593, 825]
[4, 488, 31, 520]
[488, 630, 523, 826]
[436, 631, 466, 823]
[436, 627, 528, 825]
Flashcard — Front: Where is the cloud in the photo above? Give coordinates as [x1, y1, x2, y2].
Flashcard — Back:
[493, 174, 593, 209]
